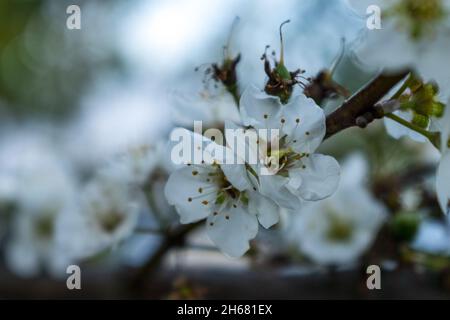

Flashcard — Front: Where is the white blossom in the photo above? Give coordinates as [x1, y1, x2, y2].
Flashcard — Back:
[56, 173, 142, 260]
[285, 154, 387, 266]
[0, 131, 77, 277]
[100, 144, 159, 186]
[171, 89, 240, 128]
[348, 0, 450, 97]
[237, 85, 340, 210]
[164, 128, 279, 257]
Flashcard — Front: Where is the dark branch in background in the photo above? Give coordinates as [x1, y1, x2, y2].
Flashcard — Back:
[372, 163, 436, 212]
[325, 70, 410, 139]
[131, 222, 202, 289]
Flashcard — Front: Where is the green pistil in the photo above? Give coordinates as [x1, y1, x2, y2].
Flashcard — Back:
[275, 63, 291, 81]
[270, 147, 305, 176]
[214, 170, 242, 205]
[269, 147, 294, 161]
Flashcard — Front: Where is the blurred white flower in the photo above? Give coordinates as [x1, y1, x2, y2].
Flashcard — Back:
[165, 128, 278, 257]
[238, 85, 340, 210]
[171, 89, 240, 128]
[57, 173, 142, 260]
[349, 0, 450, 97]
[6, 204, 73, 278]
[100, 145, 159, 186]
[285, 154, 387, 266]
[64, 85, 165, 169]
[1, 128, 78, 277]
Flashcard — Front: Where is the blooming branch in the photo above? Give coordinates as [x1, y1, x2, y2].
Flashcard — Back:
[325, 71, 410, 139]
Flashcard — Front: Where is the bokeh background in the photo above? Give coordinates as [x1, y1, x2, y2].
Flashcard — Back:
[0, 0, 449, 299]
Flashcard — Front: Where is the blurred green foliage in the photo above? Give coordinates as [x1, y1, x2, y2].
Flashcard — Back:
[0, 0, 123, 119]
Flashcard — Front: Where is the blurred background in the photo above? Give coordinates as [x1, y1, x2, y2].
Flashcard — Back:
[0, 0, 449, 299]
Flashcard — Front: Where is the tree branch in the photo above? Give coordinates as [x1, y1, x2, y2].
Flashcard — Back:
[131, 222, 202, 289]
[325, 70, 409, 139]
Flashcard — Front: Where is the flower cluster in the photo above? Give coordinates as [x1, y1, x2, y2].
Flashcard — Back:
[164, 83, 341, 257]
[349, 0, 450, 216]
[3, 2, 450, 282]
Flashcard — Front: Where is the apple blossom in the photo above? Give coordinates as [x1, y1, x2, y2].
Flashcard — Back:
[165, 128, 279, 257]
[237, 85, 340, 210]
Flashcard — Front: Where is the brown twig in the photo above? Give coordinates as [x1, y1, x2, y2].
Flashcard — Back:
[325, 71, 409, 139]
[131, 222, 202, 289]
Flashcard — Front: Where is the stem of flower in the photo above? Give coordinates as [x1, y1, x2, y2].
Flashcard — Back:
[131, 222, 202, 289]
[228, 83, 240, 107]
[385, 113, 439, 147]
[384, 73, 443, 149]
[325, 70, 410, 138]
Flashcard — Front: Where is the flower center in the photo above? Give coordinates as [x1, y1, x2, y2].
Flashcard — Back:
[325, 210, 353, 242]
[98, 210, 125, 233]
[387, 0, 446, 40]
[265, 136, 307, 176]
[213, 167, 248, 206]
[35, 214, 55, 240]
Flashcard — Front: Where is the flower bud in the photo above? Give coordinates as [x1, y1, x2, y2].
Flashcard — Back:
[262, 20, 307, 104]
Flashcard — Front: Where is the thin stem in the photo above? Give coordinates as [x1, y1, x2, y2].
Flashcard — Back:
[279, 19, 291, 66]
[386, 113, 439, 147]
[225, 16, 240, 60]
[386, 73, 442, 149]
[131, 222, 202, 289]
[228, 83, 240, 107]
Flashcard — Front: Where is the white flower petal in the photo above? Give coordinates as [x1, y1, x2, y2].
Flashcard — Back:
[384, 110, 428, 142]
[206, 205, 258, 257]
[340, 153, 369, 188]
[418, 32, 450, 99]
[248, 191, 279, 229]
[354, 20, 419, 72]
[171, 90, 240, 127]
[282, 94, 326, 154]
[239, 85, 283, 130]
[220, 164, 251, 192]
[259, 174, 301, 210]
[291, 154, 340, 201]
[164, 166, 217, 223]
